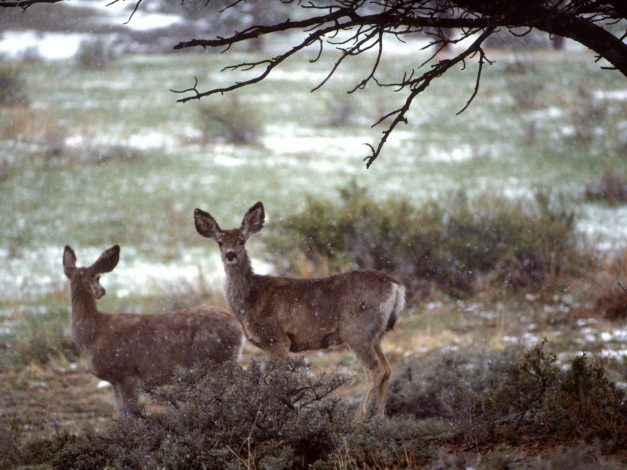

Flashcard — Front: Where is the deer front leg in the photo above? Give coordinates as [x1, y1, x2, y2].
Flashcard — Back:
[264, 334, 291, 360]
[112, 377, 139, 419]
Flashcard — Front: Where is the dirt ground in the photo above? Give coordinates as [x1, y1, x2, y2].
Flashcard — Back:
[1, 364, 114, 441]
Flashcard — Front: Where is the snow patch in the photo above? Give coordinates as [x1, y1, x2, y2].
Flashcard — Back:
[0, 31, 88, 60]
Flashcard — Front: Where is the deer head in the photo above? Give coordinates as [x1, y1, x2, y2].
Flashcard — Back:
[194, 201, 264, 266]
[63, 245, 120, 299]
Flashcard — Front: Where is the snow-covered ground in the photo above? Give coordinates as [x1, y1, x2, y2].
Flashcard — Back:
[0, 0, 180, 59]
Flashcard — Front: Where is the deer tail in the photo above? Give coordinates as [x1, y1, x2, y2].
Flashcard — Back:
[385, 283, 406, 332]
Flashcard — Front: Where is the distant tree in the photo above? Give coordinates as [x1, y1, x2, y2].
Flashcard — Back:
[3, 0, 626, 167]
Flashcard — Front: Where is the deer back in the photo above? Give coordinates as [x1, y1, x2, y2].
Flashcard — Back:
[242, 269, 402, 353]
[87, 306, 243, 385]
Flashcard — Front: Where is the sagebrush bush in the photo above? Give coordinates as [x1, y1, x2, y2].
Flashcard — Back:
[52, 358, 353, 469]
[585, 169, 627, 206]
[264, 182, 584, 297]
[569, 84, 608, 143]
[6, 347, 627, 468]
[198, 95, 264, 145]
[75, 38, 115, 69]
[588, 250, 627, 320]
[0, 67, 29, 107]
[504, 61, 544, 110]
[388, 342, 627, 453]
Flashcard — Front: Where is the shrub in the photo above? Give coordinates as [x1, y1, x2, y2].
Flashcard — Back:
[0, 159, 9, 184]
[52, 358, 353, 469]
[389, 342, 627, 452]
[569, 84, 608, 143]
[585, 169, 627, 206]
[548, 355, 627, 451]
[75, 38, 115, 69]
[84, 144, 144, 165]
[504, 61, 544, 110]
[0, 67, 29, 107]
[197, 95, 264, 145]
[47, 356, 448, 469]
[7, 348, 627, 468]
[264, 182, 583, 297]
[595, 284, 627, 321]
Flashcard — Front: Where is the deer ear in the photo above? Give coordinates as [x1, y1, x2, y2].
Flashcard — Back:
[63, 245, 77, 279]
[241, 201, 265, 237]
[92, 245, 120, 274]
[194, 208, 222, 239]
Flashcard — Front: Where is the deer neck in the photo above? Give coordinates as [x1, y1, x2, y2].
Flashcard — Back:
[223, 252, 254, 319]
[69, 279, 102, 348]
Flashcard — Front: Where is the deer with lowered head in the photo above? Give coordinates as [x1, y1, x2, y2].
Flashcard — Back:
[62, 244, 244, 418]
[194, 202, 406, 421]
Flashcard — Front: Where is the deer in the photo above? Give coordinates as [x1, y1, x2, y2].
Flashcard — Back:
[194, 201, 406, 421]
[62, 244, 245, 418]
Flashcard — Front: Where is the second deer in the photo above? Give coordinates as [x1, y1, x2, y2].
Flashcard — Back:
[63, 244, 244, 418]
[194, 202, 405, 421]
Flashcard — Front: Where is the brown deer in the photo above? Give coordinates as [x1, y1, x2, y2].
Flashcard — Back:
[194, 202, 405, 421]
[62, 244, 244, 418]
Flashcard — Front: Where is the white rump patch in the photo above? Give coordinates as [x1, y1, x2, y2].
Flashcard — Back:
[380, 284, 405, 321]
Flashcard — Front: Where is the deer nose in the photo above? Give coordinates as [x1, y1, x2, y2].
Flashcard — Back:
[225, 251, 237, 262]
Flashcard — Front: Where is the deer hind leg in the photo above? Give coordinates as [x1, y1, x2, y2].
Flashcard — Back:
[350, 343, 387, 423]
[372, 343, 392, 420]
[112, 378, 139, 419]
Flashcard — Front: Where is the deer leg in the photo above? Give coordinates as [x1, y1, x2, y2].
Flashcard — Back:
[264, 333, 291, 360]
[112, 378, 138, 419]
[372, 343, 392, 421]
[350, 344, 384, 423]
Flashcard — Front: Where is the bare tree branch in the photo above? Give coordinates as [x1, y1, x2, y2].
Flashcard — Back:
[0, 0, 62, 8]
[364, 24, 496, 168]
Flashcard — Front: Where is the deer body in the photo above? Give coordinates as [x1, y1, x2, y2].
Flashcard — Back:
[194, 202, 405, 421]
[63, 245, 244, 418]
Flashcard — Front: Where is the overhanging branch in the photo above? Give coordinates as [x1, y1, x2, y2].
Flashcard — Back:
[364, 24, 496, 168]
[0, 0, 62, 8]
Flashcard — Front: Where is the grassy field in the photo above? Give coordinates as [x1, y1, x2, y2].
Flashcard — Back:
[1, 39, 627, 467]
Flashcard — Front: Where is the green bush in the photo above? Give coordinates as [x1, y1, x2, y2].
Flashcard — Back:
[264, 182, 583, 297]
[0, 67, 29, 107]
[504, 61, 545, 110]
[585, 169, 627, 206]
[388, 342, 627, 453]
[46, 358, 453, 469]
[6, 349, 627, 468]
[52, 359, 353, 469]
[75, 38, 115, 70]
[198, 95, 264, 145]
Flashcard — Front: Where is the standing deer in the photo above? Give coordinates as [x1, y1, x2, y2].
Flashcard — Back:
[62, 244, 244, 418]
[194, 202, 406, 421]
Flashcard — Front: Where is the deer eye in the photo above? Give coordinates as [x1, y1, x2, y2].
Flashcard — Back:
[218, 241, 224, 247]
[238, 239, 245, 246]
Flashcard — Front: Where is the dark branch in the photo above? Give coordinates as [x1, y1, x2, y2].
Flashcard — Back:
[0, 0, 62, 8]
[364, 24, 496, 168]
